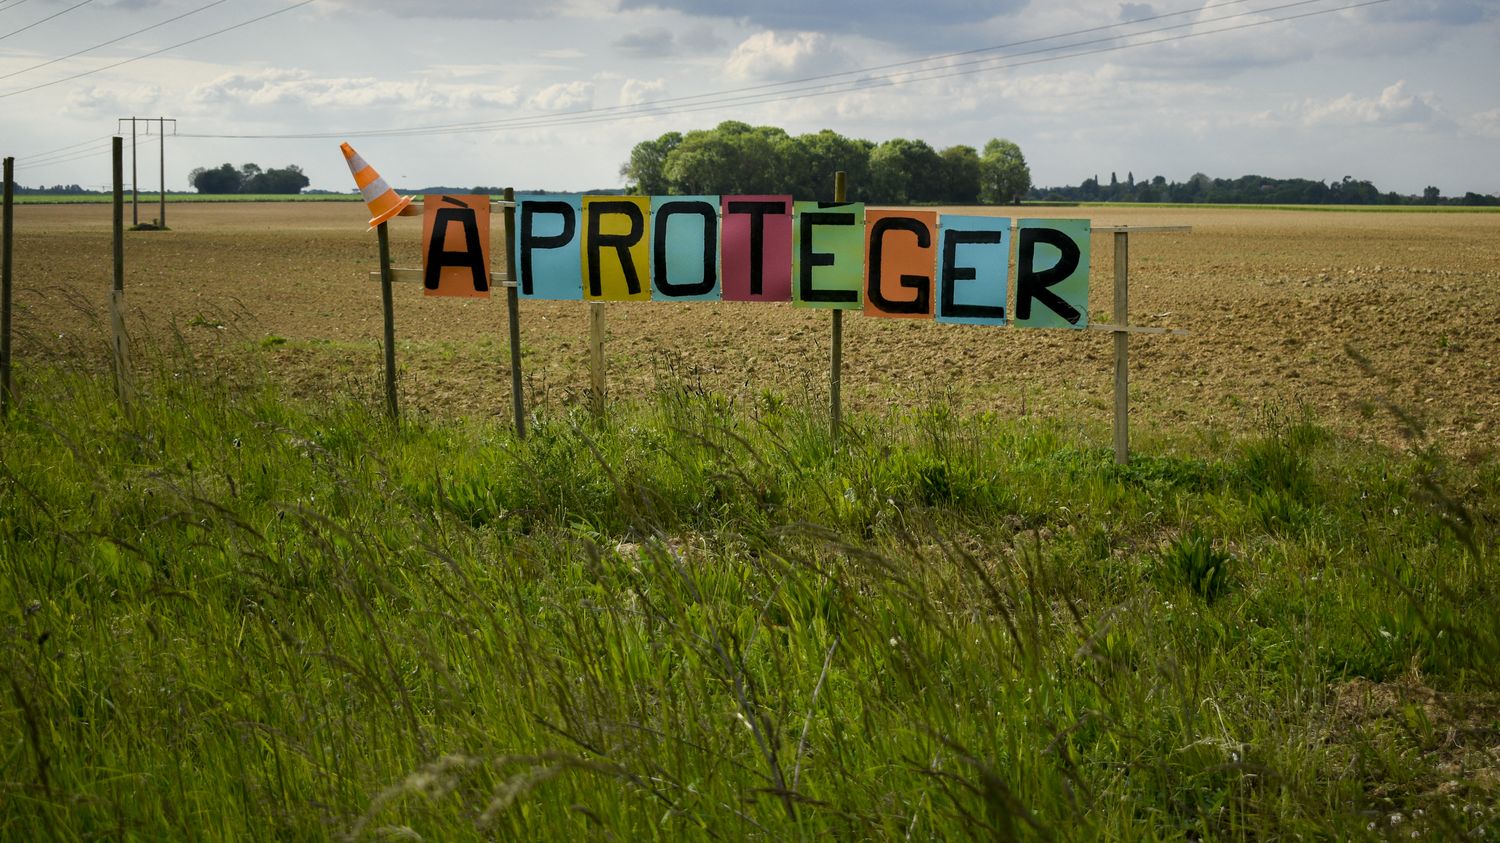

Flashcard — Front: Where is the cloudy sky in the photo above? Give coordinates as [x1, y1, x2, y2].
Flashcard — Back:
[4, 0, 1497, 195]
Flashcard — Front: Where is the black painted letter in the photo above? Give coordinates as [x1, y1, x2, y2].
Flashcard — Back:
[866, 216, 931, 315]
[587, 200, 646, 297]
[725, 200, 784, 296]
[423, 200, 488, 293]
[798, 209, 857, 304]
[653, 200, 717, 298]
[519, 200, 576, 296]
[1016, 227, 1082, 324]
[940, 229, 1006, 321]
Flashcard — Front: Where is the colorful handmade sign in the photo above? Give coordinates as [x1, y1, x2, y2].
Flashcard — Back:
[509, 194, 1090, 328]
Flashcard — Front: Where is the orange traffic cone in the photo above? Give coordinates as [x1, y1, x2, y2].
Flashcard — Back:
[341, 142, 412, 229]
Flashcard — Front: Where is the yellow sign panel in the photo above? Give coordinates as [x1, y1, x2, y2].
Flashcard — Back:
[581, 196, 651, 301]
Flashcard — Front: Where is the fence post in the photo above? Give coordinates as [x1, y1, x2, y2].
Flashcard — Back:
[829, 170, 847, 446]
[158, 117, 167, 229]
[589, 302, 605, 417]
[377, 220, 398, 421]
[110, 137, 134, 410]
[502, 187, 526, 439]
[2, 156, 13, 416]
[1113, 230, 1130, 464]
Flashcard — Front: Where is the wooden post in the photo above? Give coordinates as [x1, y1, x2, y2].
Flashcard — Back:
[1113, 231, 1130, 464]
[158, 117, 166, 229]
[2, 156, 13, 416]
[829, 170, 846, 445]
[502, 187, 526, 439]
[113, 139, 124, 295]
[130, 119, 138, 228]
[377, 221, 398, 421]
[111, 137, 133, 408]
[589, 302, 605, 417]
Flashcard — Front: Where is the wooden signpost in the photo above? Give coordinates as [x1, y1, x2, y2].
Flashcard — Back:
[502, 187, 526, 439]
[1, 156, 12, 416]
[830, 171, 846, 444]
[376, 219, 398, 421]
[110, 137, 134, 411]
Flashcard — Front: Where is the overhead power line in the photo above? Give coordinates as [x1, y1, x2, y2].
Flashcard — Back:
[13, 137, 130, 172]
[181, 0, 1270, 141]
[9, 0, 1387, 176]
[0, 0, 316, 100]
[0, 0, 36, 13]
[14, 134, 112, 163]
[178, 0, 1387, 141]
[0, 0, 235, 83]
[0, 0, 93, 41]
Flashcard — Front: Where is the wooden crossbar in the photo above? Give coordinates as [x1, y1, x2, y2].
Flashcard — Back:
[396, 201, 514, 215]
[370, 268, 515, 287]
[1091, 225, 1192, 234]
[1088, 323, 1189, 336]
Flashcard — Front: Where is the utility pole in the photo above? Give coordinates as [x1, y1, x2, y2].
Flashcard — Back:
[117, 117, 176, 227]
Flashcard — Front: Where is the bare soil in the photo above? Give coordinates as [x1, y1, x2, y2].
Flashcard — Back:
[8, 201, 1498, 454]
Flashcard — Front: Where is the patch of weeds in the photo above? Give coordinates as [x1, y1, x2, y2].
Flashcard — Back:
[1248, 489, 1309, 535]
[1113, 454, 1228, 492]
[260, 334, 287, 348]
[1160, 530, 1235, 603]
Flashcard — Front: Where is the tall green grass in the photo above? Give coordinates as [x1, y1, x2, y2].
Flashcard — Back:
[1, 357, 1495, 840]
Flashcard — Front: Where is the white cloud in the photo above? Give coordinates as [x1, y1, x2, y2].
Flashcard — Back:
[617, 0, 1023, 46]
[723, 31, 847, 81]
[615, 28, 675, 57]
[186, 69, 520, 112]
[1299, 81, 1443, 128]
[329, 0, 554, 19]
[528, 80, 595, 110]
[1466, 108, 1500, 139]
[63, 83, 164, 116]
[619, 78, 665, 106]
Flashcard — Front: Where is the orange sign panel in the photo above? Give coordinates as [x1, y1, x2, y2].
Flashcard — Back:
[421, 195, 491, 298]
[864, 209, 937, 319]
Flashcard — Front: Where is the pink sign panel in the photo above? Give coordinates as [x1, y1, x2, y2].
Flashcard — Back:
[720, 195, 792, 302]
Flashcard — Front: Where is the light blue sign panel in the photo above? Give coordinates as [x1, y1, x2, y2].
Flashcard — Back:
[514, 193, 583, 300]
[936, 215, 1011, 326]
[650, 195, 721, 301]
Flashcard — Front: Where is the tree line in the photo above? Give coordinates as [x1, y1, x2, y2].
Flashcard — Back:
[621, 121, 1032, 204]
[1030, 171, 1500, 206]
[188, 162, 310, 195]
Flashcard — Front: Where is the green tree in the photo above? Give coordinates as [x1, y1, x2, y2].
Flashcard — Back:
[662, 121, 786, 195]
[978, 139, 1031, 204]
[243, 165, 309, 194]
[662, 128, 738, 194]
[619, 131, 682, 194]
[788, 130, 872, 200]
[938, 145, 981, 204]
[188, 163, 243, 194]
[869, 138, 943, 204]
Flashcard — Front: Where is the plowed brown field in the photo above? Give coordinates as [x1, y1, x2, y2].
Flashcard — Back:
[8, 201, 1498, 454]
